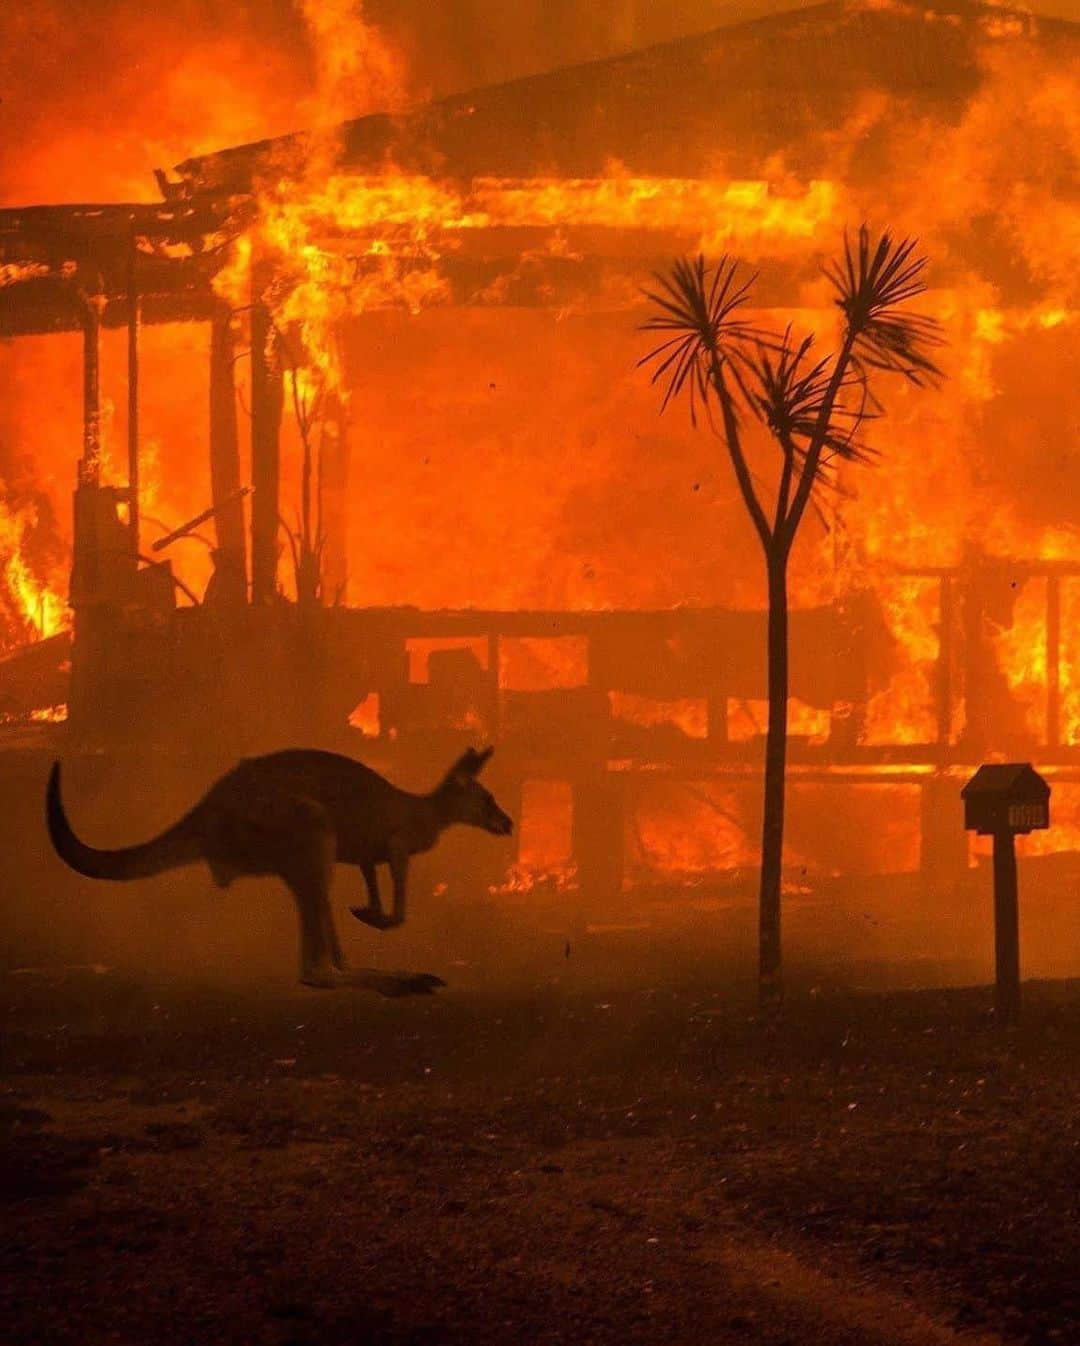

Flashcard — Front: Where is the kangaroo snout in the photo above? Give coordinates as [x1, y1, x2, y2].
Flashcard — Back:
[490, 809, 514, 837]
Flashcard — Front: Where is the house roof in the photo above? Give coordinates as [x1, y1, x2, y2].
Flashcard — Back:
[173, 1, 1073, 196]
[961, 763, 1051, 798]
[3, 0, 1073, 337]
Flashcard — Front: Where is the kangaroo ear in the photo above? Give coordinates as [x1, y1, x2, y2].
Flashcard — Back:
[447, 746, 494, 782]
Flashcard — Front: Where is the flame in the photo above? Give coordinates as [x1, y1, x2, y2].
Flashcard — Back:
[490, 777, 577, 895]
[296, 0, 406, 132]
[490, 862, 578, 896]
[3, 1, 1079, 886]
[1060, 580, 1080, 745]
[0, 499, 68, 653]
[464, 173, 838, 249]
[348, 691, 380, 736]
[989, 576, 1048, 742]
[861, 578, 941, 747]
[628, 782, 758, 883]
[218, 170, 839, 403]
[609, 692, 708, 740]
[30, 704, 67, 723]
[726, 698, 832, 745]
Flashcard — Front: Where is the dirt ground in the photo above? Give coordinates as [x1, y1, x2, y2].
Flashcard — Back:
[1, 966, 1077, 1346]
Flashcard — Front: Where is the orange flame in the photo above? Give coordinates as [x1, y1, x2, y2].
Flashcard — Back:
[0, 501, 68, 653]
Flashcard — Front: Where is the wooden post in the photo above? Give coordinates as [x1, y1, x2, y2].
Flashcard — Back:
[126, 236, 140, 556]
[991, 829, 1020, 1024]
[209, 303, 248, 605]
[250, 277, 282, 605]
[963, 764, 1047, 1027]
[70, 287, 105, 738]
[81, 293, 103, 486]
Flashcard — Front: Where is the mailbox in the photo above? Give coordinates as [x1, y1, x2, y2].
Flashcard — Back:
[960, 762, 1051, 1026]
[961, 763, 1050, 836]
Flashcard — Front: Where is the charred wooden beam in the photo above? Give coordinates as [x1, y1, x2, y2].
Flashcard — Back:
[79, 291, 103, 486]
[209, 304, 249, 605]
[150, 488, 251, 554]
[127, 236, 140, 555]
[250, 278, 283, 605]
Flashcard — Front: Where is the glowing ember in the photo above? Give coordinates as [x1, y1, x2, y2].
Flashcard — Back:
[489, 862, 578, 897]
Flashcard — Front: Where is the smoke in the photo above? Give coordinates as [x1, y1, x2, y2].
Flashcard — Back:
[0, 2, 314, 206]
[0, 1, 814, 208]
[297, 0, 407, 130]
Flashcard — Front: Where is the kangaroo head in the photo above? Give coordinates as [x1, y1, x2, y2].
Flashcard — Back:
[437, 746, 513, 836]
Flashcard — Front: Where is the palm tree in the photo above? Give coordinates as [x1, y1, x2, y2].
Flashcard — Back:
[640, 226, 943, 1007]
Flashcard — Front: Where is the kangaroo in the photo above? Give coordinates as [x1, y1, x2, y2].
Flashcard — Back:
[46, 746, 513, 994]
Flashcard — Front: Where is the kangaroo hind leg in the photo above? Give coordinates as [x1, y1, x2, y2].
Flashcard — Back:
[350, 862, 395, 930]
[279, 799, 338, 989]
[322, 888, 347, 970]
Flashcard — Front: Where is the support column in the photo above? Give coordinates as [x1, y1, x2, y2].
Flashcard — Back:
[69, 288, 106, 738]
[80, 293, 103, 486]
[250, 277, 282, 605]
[70, 292, 105, 608]
[127, 236, 140, 556]
[210, 303, 248, 605]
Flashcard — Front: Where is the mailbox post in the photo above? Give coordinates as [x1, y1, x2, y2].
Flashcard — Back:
[961, 763, 1050, 1025]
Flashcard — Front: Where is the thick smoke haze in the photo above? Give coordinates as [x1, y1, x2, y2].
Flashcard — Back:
[4, 0, 1074, 206]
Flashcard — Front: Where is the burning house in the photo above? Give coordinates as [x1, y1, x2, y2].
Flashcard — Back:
[0, 0, 1077, 943]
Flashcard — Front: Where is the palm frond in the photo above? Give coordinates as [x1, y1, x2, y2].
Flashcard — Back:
[638, 255, 770, 424]
[825, 224, 944, 386]
[746, 329, 877, 487]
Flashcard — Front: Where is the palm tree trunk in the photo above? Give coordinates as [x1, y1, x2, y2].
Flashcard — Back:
[759, 546, 789, 1007]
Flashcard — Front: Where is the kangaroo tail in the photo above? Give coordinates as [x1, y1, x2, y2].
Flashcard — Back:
[46, 762, 202, 882]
